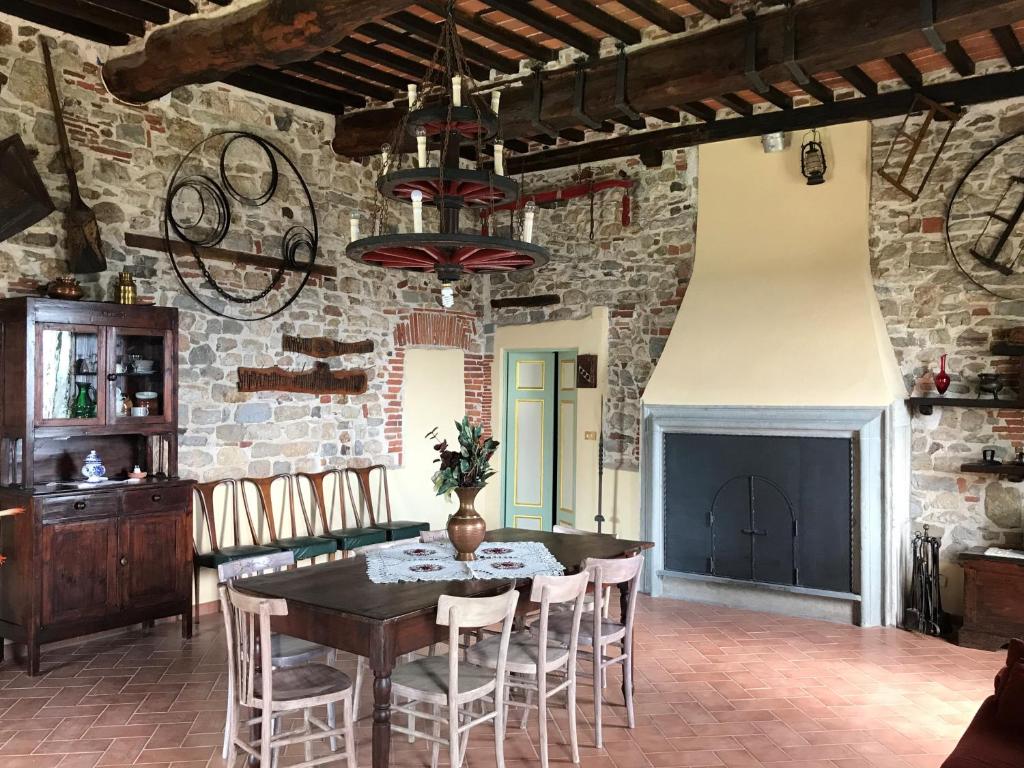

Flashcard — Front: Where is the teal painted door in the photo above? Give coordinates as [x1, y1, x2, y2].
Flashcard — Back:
[556, 353, 578, 528]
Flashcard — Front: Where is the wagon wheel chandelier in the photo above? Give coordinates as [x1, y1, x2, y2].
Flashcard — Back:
[346, 0, 549, 308]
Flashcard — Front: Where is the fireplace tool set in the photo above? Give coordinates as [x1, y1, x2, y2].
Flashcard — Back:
[907, 525, 948, 636]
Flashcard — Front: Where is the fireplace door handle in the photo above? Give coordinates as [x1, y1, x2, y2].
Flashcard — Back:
[741, 528, 767, 536]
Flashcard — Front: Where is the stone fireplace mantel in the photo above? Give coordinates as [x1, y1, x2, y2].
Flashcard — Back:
[641, 404, 911, 627]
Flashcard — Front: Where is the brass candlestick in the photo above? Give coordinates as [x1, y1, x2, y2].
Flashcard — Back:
[116, 270, 137, 304]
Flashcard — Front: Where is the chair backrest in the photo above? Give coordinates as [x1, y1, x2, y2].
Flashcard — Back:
[217, 550, 295, 584]
[347, 465, 393, 526]
[437, 588, 519, 703]
[194, 478, 272, 554]
[240, 474, 318, 543]
[583, 555, 643, 634]
[419, 529, 450, 543]
[220, 583, 288, 709]
[531, 571, 590, 670]
[299, 468, 371, 534]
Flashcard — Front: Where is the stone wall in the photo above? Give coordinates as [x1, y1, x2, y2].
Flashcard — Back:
[0, 17, 486, 482]
[871, 94, 1024, 611]
[486, 151, 698, 471]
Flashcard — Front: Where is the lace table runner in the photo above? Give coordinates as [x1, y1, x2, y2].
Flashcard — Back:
[364, 540, 565, 583]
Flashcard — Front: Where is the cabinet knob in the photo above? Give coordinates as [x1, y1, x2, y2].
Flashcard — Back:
[120, 556, 128, 567]
[73, 501, 87, 511]
[107, 373, 118, 382]
[151, 494, 162, 502]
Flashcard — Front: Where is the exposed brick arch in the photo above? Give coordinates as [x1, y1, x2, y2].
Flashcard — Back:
[383, 309, 492, 463]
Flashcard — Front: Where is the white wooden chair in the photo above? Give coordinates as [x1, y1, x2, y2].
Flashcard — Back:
[390, 589, 520, 768]
[220, 582, 357, 768]
[543, 555, 643, 748]
[466, 571, 589, 767]
[553, 524, 612, 620]
[217, 551, 342, 759]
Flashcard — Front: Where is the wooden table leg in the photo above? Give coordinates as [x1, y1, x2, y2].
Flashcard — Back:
[370, 626, 396, 768]
[618, 582, 632, 704]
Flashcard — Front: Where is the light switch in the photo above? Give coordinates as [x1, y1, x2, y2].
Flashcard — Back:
[584, 431, 598, 440]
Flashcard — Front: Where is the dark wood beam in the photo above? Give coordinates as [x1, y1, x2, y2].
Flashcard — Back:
[943, 39, 977, 76]
[838, 65, 878, 97]
[3, 0, 131, 45]
[717, 92, 753, 116]
[545, 0, 643, 45]
[885, 53, 923, 88]
[506, 68, 1024, 174]
[253, 67, 366, 109]
[143, 0, 196, 13]
[283, 62, 393, 102]
[20, 0, 145, 37]
[688, 0, 731, 21]
[334, 38, 433, 81]
[481, 0, 601, 55]
[762, 85, 794, 110]
[798, 76, 835, 104]
[358, 22, 490, 81]
[417, 0, 557, 62]
[992, 25, 1024, 67]
[224, 71, 346, 114]
[615, 0, 688, 32]
[315, 50, 408, 90]
[680, 101, 718, 121]
[386, 11, 518, 74]
[647, 107, 681, 123]
[329, 0, 1024, 152]
[103, 0, 413, 103]
[90, 0, 170, 25]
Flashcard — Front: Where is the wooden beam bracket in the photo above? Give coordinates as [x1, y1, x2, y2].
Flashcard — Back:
[615, 44, 644, 123]
[783, 5, 809, 85]
[573, 58, 605, 130]
[744, 12, 770, 94]
[531, 66, 559, 142]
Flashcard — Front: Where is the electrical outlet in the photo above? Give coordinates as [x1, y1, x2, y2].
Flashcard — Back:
[584, 431, 598, 440]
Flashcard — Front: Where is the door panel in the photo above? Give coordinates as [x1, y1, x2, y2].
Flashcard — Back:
[557, 356, 577, 527]
[41, 517, 118, 625]
[119, 510, 189, 609]
[504, 352, 555, 530]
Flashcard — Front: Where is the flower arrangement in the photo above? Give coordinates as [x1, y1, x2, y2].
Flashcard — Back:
[426, 417, 499, 497]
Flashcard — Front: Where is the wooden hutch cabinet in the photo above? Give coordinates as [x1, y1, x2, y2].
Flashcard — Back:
[0, 298, 192, 675]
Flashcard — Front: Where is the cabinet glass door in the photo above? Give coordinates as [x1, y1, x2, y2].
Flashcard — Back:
[37, 324, 105, 425]
[108, 329, 172, 424]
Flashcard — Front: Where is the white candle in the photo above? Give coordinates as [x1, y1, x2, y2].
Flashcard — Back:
[452, 75, 462, 107]
[494, 140, 504, 176]
[411, 189, 424, 234]
[349, 212, 360, 242]
[491, 89, 501, 116]
[407, 83, 418, 109]
[523, 201, 536, 244]
[441, 285, 455, 308]
[416, 127, 428, 168]
[380, 143, 392, 173]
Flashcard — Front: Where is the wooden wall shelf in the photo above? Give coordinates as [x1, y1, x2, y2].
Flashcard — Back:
[960, 462, 1024, 480]
[906, 397, 1024, 415]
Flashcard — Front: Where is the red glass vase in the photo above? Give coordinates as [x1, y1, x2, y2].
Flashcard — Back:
[934, 354, 951, 395]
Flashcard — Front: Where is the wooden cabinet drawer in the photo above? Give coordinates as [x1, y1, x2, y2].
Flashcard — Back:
[122, 485, 189, 516]
[40, 494, 118, 523]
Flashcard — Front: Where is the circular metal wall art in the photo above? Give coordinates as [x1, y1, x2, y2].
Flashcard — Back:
[946, 132, 1024, 300]
[163, 131, 319, 321]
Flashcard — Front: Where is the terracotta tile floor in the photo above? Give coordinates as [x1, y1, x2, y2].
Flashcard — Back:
[0, 597, 1000, 768]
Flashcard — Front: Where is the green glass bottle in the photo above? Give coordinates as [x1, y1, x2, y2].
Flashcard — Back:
[71, 382, 94, 419]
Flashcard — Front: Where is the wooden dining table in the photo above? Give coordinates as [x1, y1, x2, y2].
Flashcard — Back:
[239, 527, 653, 768]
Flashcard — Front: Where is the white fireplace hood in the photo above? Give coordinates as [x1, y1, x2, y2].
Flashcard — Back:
[644, 122, 905, 408]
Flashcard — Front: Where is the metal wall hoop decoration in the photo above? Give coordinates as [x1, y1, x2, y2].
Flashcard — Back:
[163, 130, 318, 321]
[946, 132, 1024, 300]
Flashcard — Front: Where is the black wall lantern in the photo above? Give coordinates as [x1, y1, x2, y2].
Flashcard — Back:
[800, 129, 827, 186]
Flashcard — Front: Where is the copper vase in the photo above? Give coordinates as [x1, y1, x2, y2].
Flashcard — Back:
[448, 486, 486, 562]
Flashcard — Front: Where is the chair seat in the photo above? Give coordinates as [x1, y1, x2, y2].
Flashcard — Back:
[275, 536, 338, 561]
[325, 526, 388, 550]
[254, 663, 352, 703]
[543, 611, 625, 646]
[374, 521, 429, 541]
[270, 634, 330, 668]
[391, 654, 496, 702]
[194, 544, 283, 569]
[465, 631, 570, 675]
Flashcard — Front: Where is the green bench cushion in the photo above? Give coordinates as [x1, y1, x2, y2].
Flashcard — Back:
[374, 521, 430, 541]
[275, 536, 338, 561]
[194, 544, 283, 569]
[325, 527, 388, 550]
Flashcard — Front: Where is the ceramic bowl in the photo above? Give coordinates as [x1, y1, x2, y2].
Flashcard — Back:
[135, 391, 158, 400]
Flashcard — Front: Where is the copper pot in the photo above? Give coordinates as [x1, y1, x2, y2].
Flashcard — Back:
[447, 486, 486, 561]
[46, 275, 83, 300]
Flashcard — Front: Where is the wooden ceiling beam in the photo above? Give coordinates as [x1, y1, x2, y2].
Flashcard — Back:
[4, 0, 131, 45]
[943, 39, 977, 75]
[838, 65, 878, 97]
[480, 0, 601, 56]
[992, 25, 1024, 67]
[885, 53, 923, 88]
[614, 0, 688, 33]
[762, 85, 793, 110]
[798, 76, 835, 104]
[417, 0, 557, 62]
[334, 38, 433, 81]
[89, 0, 170, 25]
[103, 0, 413, 103]
[315, 51, 409, 90]
[359, 21, 492, 81]
[250, 67, 366, 109]
[386, 11, 518, 74]
[224, 70, 348, 114]
[680, 101, 718, 121]
[283, 61, 393, 102]
[20, 0, 146, 37]
[506, 68, 1024, 174]
[717, 92, 753, 116]
[545, 0, 643, 45]
[688, 0, 731, 21]
[647, 107, 681, 123]
[143, 0, 196, 13]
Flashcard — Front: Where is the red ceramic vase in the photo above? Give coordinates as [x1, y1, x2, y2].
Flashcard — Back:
[934, 354, 951, 395]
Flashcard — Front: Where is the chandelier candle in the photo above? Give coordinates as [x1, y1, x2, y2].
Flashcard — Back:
[494, 140, 504, 176]
[407, 83, 417, 109]
[452, 75, 462, 107]
[349, 212, 360, 242]
[411, 189, 424, 233]
[523, 201, 536, 243]
[491, 89, 501, 115]
[416, 127, 428, 167]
